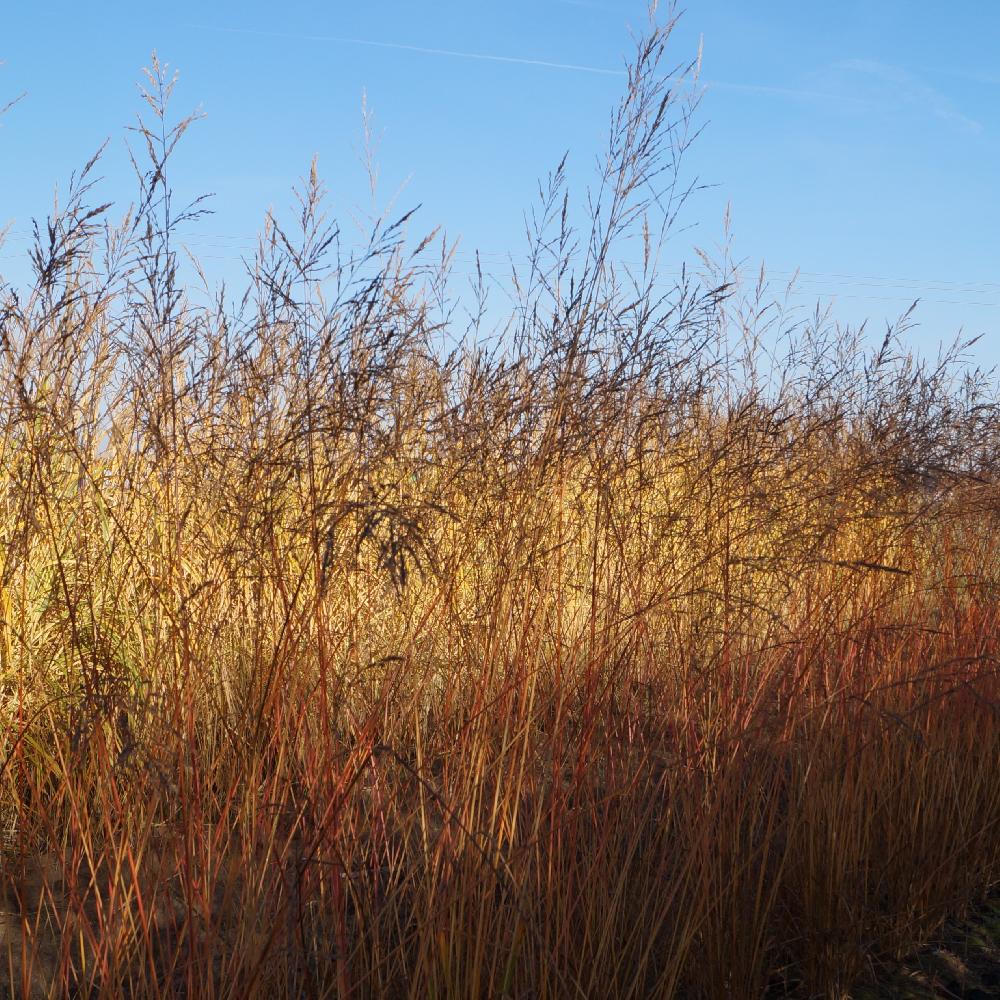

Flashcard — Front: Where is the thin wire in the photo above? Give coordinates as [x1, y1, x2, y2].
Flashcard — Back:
[1, 250, 997, 309]
[2, 230, 998, 297]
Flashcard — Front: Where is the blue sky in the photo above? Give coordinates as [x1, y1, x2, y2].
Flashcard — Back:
[1, 1, 997, 362]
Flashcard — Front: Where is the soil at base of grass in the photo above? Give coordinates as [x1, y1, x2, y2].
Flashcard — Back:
[853, 892, 1000, 1000]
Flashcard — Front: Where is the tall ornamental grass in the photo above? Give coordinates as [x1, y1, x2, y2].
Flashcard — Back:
[1, 9, 999, 998]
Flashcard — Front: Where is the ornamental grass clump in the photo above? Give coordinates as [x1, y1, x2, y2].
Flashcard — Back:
[0, 8, 999, 998]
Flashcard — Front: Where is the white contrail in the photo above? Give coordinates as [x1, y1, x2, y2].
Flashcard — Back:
[193, 23, 875, 105]
[194, 23, 630, 77]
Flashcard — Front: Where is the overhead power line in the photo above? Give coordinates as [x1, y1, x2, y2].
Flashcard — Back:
[1, 228, 997, 295]
[1, 230, 998, 309]
[0, 254, 997, 310]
